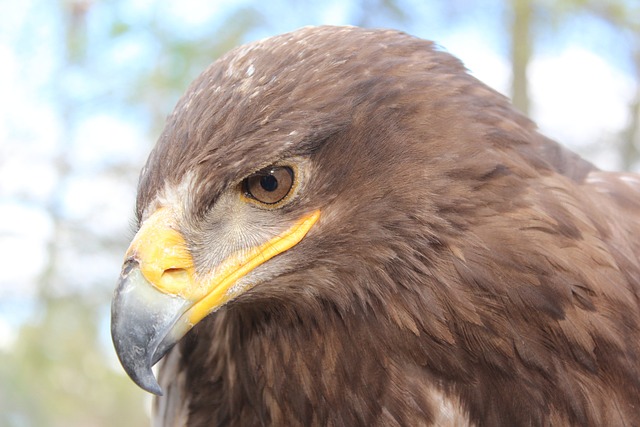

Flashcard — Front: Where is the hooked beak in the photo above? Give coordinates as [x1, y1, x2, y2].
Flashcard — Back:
[111, 261, 191, 395]
[110, 208, 320, 395]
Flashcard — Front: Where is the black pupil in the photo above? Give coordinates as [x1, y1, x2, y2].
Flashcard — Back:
[260, 174, 278, 192]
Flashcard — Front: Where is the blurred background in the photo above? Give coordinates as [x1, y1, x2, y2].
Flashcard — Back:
[0, 0, 638, 425]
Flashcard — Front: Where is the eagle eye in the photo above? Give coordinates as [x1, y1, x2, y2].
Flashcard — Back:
[243, 166, 294, 205]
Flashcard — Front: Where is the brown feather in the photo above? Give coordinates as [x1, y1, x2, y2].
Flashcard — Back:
[138, 26, 640, 426]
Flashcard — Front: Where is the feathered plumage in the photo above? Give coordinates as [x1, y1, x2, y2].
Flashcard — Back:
[111, 26, 640, 426]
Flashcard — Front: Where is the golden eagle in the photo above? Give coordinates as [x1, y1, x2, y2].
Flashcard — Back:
[111, 26, 640, 426]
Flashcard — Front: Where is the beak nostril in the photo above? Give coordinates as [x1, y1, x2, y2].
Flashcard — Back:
[158, 268, 191, 295]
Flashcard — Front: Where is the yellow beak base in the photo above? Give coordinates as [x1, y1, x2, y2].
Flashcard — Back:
[111, 208, 321, 395]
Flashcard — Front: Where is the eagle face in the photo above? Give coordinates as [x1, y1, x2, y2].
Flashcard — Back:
[112, 26, 640, 426]
[112, 26, 468, 394]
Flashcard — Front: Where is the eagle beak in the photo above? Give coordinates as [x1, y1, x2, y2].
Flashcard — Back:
[111, 261, 191, 395]
[111, 208, 320, 394]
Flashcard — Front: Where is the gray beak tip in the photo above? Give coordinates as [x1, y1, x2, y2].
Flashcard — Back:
[111, 263, 190, 395]
[111, 332, 164, 395]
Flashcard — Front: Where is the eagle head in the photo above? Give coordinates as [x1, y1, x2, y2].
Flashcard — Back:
[110, 26, 640, 426]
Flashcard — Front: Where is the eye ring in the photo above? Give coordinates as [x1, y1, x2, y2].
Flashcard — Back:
[242, 166, 295, 206]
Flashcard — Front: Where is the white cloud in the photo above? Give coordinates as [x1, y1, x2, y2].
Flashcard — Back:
[530, 46, 634, 159]
[60, 171, 137, 236]
[0, 316, 16, 350]
[0, 203, 53, 297]
[440, 31, 511, 95]
[71, 114, 149, 171]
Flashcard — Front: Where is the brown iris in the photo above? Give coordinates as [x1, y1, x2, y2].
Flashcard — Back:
[243, 166, 294, 205]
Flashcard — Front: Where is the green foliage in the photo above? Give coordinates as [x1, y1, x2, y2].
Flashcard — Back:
[0, 297, 149, 427]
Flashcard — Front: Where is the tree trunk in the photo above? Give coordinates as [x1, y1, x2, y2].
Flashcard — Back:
[511, 0, 533, 116]
[620, 49, 640, 171]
